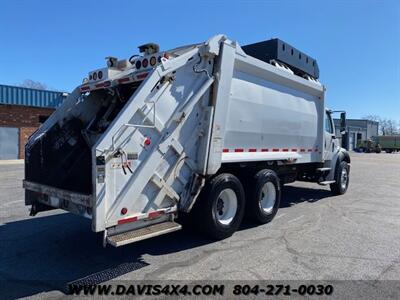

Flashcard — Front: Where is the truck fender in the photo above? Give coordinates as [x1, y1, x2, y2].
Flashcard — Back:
[327, 148, 350, 181]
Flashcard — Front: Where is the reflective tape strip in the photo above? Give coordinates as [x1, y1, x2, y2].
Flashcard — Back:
[80, 85, 90, 91]
[148, 211, 165, 219]
[117, 207, 176, 226]
[118, 77, 131, 83]
[221, 148, 317, 153]
[118, 216, 138, 225]
[137, 72, 149, 80]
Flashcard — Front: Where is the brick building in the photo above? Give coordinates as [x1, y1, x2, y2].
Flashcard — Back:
[0, 84, 68, 159]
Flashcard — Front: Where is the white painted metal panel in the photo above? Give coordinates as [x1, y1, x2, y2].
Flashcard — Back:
[208, 46, 325, 167]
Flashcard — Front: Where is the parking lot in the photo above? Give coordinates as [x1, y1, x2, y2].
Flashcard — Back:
[1, 153, 399, 298]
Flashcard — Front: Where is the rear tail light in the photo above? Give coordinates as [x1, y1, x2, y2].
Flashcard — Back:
[135, 60, 141, 69]
[150, 56, 157, 66]
[93, 72, 97, 80]
[98, 71, 103, 80]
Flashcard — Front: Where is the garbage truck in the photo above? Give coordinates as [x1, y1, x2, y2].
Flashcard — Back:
[357, 135, 400, 153]
[373, 135, 400, 153]
[23, 34, 350, 247]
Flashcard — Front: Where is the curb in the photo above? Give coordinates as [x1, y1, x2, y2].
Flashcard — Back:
[0, 159, 24, 165]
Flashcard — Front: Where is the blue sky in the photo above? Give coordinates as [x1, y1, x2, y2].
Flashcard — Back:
[0, 0, 399, 119]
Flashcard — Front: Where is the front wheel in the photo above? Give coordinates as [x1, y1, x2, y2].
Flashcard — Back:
[330, 161, 350, 195]
[195, 173, 245, 240]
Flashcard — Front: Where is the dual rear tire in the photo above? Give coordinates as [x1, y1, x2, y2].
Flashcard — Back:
[247, 170, 281, 224]
[193, 170, 280, 240]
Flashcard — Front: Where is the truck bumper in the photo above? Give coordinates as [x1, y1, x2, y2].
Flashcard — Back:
[23, 180, 93, 219]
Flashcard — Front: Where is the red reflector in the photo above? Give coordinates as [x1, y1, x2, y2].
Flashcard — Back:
[95, 83, 104, 88]
[272, 148, 279, 152]
[315, 148, 319, 152]
[118, 77, 130, 83]
[261, 148, 269, 152]
[222, 148, 229, 153]
[300, 149, 306, 152]
[80, 85, 90, 91]
[148, 211, 164, 219]
[121, 207, 128, 215]
[291, 149, 298, 152]
[144, 138, 151, 146]
[282, 148, 289, 152]
[234, 149, 244, 152]
[308, 149, 313, 152]
[137, 72, 148, 79]
[103, 80, 111, 87]
[249, 148, 257, 152]
[118, 216, 138, 225]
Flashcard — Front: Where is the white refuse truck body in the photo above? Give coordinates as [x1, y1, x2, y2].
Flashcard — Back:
[23, 35, 350, 246]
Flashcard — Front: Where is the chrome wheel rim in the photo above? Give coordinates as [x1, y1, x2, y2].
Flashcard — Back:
[213, 188, 238, 226]
[340, 167, 348, 190]
[260, 182, 276, 214]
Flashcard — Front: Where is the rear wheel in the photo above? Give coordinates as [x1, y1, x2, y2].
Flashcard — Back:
[195, 173, 245, 240]
[247, 169, 281, 224]
[330, 161, 350, 195]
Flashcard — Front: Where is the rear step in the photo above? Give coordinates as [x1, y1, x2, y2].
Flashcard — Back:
[107, 221, 182, 247]
[318, 180, 336, 185]
[316, 167, 331, 172]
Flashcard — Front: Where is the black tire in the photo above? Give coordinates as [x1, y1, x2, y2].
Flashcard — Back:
[330, 161, 350, 195]
[247, 169, 281, 224]
[194, 173, 245, 240]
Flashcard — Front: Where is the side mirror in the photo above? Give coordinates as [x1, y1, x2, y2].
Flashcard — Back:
[340, 112, 346, 134]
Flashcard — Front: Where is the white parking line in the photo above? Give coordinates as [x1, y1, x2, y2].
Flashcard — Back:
[287, 215, 305, 223]
[274, 213, 287, 220]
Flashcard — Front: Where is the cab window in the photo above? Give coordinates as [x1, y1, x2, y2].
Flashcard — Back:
[325, 112, 333, 133]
